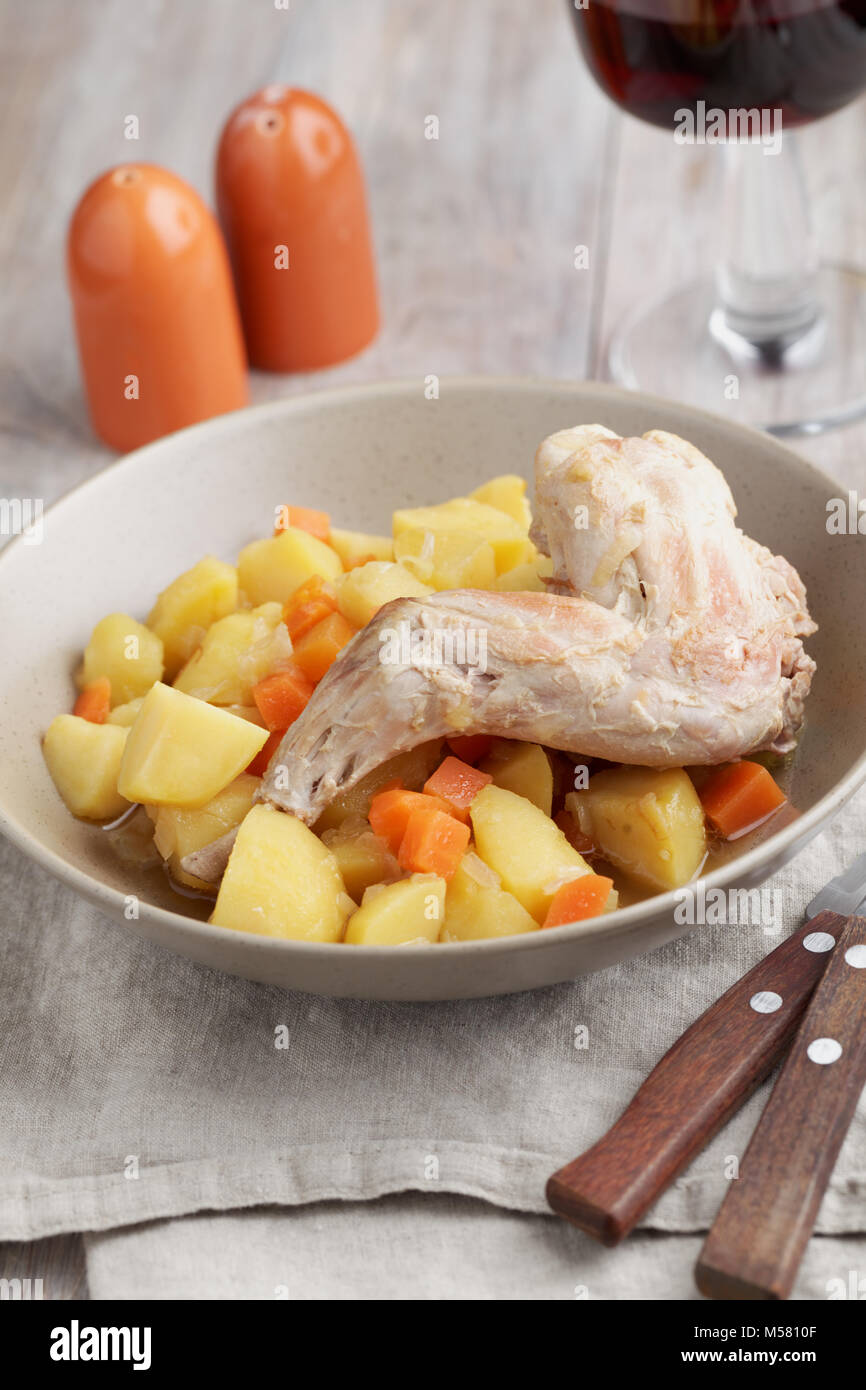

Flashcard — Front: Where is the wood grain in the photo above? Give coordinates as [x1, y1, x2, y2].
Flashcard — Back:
[547, 912, 848, 1245]
[696, 913, 866, 1301]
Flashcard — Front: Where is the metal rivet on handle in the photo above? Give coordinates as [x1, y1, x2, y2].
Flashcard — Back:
[806, 1038, 843, 1065]
[844, 944, 866, 969]
[750, 991, 783, 1014]
[803, 932, 836, 953]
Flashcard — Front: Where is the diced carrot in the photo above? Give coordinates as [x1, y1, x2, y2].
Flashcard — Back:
[446, 733, 493, 764]
[274, 505, 331, 541]
[343, 552, 379, 571]
[423, 755, 492, 823]
[291, 612, 357, 683]
[252, 666, 315, 731]
[543, 874, 613, 928]
[398, 806, 471, 881]
[368, 787, 454, 855]
[282, 575, 338, 642]
[246, 727, 285, 777]
[554, 810, 596, 856]
[699, 760, 787, 839]
[73, 676, 111, 724]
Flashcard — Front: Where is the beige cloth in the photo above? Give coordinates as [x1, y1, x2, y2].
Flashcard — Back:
[2, 789, 866, 1249]
[84, 1198, 866, 1301]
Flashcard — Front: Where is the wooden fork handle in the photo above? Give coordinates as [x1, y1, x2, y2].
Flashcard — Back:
[695, 914, 866, 1300]
[546, 911, 847, 1245]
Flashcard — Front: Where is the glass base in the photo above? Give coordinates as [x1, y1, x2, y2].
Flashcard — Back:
[608, 265, 866, 437]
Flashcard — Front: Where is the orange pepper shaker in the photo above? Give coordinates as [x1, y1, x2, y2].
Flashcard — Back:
[67, 164, 248, 452]
[216, 86, 379, 371]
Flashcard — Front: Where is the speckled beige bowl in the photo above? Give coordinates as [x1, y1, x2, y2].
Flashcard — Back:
[0, 379, 863, 999]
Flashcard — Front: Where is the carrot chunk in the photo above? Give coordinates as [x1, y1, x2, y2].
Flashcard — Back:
[699, 760, 787, 839]
[543, 874, 613, 928]
[252, 666, 315, 731]
[343, 552, 379, 571]
[397, 806, 471, 881]
[368, 787, 454, 855]
[274, 506, 331, 541]
[291, 612, 356, 683]
[445, 734, 493, 764]
[282, 575, 338, 642]
[423, 755, 492, 823]
[246, 727, 285, 777]
[73, 676, 111, 724]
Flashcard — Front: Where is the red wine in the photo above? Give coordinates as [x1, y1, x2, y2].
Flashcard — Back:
[571, 0, 866, 130]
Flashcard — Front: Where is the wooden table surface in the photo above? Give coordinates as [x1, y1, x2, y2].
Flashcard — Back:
[1, 0, 864, 1298]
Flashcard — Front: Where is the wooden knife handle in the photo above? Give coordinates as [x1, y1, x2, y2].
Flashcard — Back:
[695, 913, 866, 1301]
[546, 910, 847, 1245]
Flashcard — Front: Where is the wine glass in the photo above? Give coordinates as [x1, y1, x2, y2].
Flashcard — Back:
[569, 0, 866, 435]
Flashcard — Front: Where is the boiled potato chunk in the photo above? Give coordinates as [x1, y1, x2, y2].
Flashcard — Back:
[212, 804, 351, 941]
[470, 474, 532, 529]
[43, 715, 129, 820]
[329, 527, 394, 568]
[117, 682, 268, 807]
[470, 784, 593, 922]
[147, 556, 238, 679]
[570, 767, 706, 892]
[480, 740, 553, 816]
[441, 853, 538, 941]
[80, 613, 164, 705]
[392, 498, 534, 575]
[322, 825, 400, 901]
[336, 561, 432, 629]
[106, 698, 144, 727]
[172, 603, 285, 705]
[238, 527, 342, 606]
[494, 552, 554, 592]
[151, 773, 260, 890]
[314, 740, 445, 833]
[394, 529, 497, 590]
[344, 874, 446, 945]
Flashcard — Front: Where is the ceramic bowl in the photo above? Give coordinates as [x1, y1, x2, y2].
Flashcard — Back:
[0, 378, 862, 999]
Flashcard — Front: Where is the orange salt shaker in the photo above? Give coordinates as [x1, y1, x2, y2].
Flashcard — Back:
[216, 86, 379, 371]
[67, 164, 248, 452]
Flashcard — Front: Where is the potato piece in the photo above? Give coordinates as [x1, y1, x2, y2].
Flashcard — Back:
[344, 874, 446, 945]
[43, 715, 129, 820]
[172, 603, 285, 705]
[147, 557, 238, 679]
[392, 498, 534, 575]
[394, 529, 497, 590]
[238, 527, 342, 606]
[470, 474, 532, 529]
[322, 825, 400, 901]
[106, 698, 144, 727]
[212, 804, 351, 941]
[329, 527, 394, 568]
[570, 767, 707, 891]
[118, 682, 267, 807]
[336, 561, 432, 629]
[470, 784, 593, 922]
[79, 613, 164, 706]
[479, 740, 553, 815]
[314, 740, 445, 833]
[494, 552, 554, 592]
[151, 773, 261, 889]
[441, 852, 538, 941]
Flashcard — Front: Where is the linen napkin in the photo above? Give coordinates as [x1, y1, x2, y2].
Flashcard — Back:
[84, 1199, 866, 1301]
[2, 788, 865, 1244]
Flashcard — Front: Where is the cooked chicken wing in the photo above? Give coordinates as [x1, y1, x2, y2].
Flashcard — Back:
[253, 427, 815, 827]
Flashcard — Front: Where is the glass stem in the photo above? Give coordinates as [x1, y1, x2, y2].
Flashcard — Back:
[711, 135, 821, 362]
